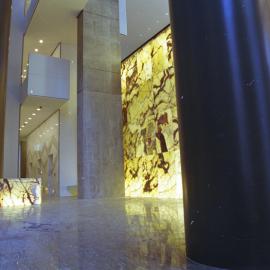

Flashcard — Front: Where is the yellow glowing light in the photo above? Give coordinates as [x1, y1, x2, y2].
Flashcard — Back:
[121, 26, 182, 199]
[0, 179, 42, 207]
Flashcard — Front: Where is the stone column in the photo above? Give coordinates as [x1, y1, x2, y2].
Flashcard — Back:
[77, 0, 124, 198]
[170, 0, 270, 268]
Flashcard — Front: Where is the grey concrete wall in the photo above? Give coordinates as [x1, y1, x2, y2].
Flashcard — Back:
[77, 0, 124, 198]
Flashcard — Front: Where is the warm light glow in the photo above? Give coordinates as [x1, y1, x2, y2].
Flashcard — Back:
[0, 178, 42, 207]
[39, 39, 44, 44]
[28, 117, 32, 120]
[34, 48, 39, 52]
[32, 113, 36, 116]
[36, 107, 41, 111]
[121, 26, 182, 199]
[24, 121, 28, 124]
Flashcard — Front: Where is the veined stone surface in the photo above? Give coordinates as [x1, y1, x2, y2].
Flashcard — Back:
[0, 178, 41, 207]
[121, 26, 182, 199]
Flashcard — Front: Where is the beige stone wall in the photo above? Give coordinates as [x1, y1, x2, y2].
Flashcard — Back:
[77, 0, 124, 198]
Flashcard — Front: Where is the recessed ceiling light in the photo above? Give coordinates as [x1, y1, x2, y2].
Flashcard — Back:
[19, 128, 22, 131]
[28, 117, 32, 120]
[24, 122, 28, 124]
[32, 113, 36, 116]
[21, 125, 25, 128]
[55, 123, 59, 126]
[23, 69, 27, 73]
[36, 107, 41, 111]
[34, 48, 39, 52]
[39, 39, 44, 44]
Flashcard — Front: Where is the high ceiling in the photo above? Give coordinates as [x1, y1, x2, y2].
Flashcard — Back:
[23, 0, 170, 68]
[21, 0, 170, 138]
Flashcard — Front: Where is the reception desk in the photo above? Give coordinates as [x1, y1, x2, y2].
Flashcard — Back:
[0, 178, 42, 207]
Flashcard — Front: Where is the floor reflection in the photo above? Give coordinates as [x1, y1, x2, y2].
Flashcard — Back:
[0, 198, 223, 270]
[125, 199, 186, 269]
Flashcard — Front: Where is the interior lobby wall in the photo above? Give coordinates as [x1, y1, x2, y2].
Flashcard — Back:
[26, 112, 59, 199]
[0, 0, 11, 176]
[59, 44, 78, 197]
[50, 42, 77, 197]
[121, 26, 182, 198]
[3, 0, 25, 178]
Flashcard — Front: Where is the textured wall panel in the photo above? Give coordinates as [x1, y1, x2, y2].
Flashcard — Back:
[121, 26, 182, 198]
[26, 112, 59, 199]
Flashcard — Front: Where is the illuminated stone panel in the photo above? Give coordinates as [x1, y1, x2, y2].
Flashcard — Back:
[0, 178, 41, 207]
[121, 26, 182, 198]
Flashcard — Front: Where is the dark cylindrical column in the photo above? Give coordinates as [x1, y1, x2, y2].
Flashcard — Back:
[169, 0, 270, 268]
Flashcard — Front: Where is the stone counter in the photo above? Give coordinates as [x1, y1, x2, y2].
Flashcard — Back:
[0, 178, 41, 207]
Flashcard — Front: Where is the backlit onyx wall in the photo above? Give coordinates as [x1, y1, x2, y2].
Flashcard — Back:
[0, 0, 11, 176]
[121, 26, 182, 198]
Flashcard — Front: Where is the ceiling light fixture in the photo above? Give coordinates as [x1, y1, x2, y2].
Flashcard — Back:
[36, 107, 42, 111]
[28, 117, 32, 120]
[24, 122, 28, 124]
[34, 48, 39, 52]
[21, 125, 25, 128]
[39, 39, 44, 44]
[32, 113, 36, 116]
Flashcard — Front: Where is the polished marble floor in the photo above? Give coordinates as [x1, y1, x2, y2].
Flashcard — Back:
[0, 198, 224, 270]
